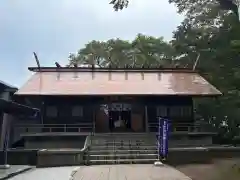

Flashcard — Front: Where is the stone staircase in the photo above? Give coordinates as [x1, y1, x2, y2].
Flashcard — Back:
[87, 133, 158, 164]
[85, 132, 215, 165]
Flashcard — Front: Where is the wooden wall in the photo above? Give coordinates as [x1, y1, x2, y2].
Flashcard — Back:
[41, 96, 97, 124]
[14, 95, 194, 133]
[145, 96, 193, 132]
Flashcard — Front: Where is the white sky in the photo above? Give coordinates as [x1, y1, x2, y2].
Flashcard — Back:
[0, 0, 183, 87]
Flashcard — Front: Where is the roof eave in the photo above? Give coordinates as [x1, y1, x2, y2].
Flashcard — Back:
[14, 93, 222, 97]
[0, 80, 18, 90]
[28, 66, 198, 73]
[4, 87, 18, 93]
[0, 98, 40, 115]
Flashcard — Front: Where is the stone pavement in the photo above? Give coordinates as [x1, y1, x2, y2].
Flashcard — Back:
[8, 166, 78, 180]
[0, 165, 33, 180]
[72, 164, 192, 180]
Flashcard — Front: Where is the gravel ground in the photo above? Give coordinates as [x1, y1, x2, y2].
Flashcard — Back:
[176, 158, 240, 180]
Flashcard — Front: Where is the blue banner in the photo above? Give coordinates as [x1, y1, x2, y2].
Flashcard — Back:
[158, 117, 169, 158]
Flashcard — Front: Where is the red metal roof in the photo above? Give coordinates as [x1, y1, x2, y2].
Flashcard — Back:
[15, 69, 222, 96]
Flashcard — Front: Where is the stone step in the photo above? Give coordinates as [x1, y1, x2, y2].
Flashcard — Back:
[88, 158, 157, 165]
[89, 149, 158, 155]
[91, 142, 157, 146]
[90, 145, 157, 150]
[91, 139, 156, 142]
[91, 137, 156, 140]
[90, 139, 209, 147]
[90, 139, 155, 142]
[90, 143, 202, 148]
[88, 153, 158, 160]
[91, 136, 155, 138]
[91, 138, 156, 141]
[91, 134, 155, 138]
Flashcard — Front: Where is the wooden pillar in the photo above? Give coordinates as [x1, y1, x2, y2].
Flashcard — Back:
[93, 105, 96, 133]
[145, 105, 149, 132]
[0, 113, 12, 150]
[191, 98, 195, 131]
[95, 104, 109, 133]
[191, 98, 194, 122]
[41, 101, 45, 124]
[0, 91, 10, 150]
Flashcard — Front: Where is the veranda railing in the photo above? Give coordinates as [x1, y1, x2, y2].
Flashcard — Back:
[148, 121, 214, 132]
[14, 123, 94, 134]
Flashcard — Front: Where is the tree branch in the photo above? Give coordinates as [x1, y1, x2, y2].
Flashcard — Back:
[110, 0, 129, 11]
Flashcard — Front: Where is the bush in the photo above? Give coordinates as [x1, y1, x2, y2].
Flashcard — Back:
[232, 136, 240, 146]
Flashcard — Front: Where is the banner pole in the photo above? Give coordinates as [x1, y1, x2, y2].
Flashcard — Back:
[157, 117, 160, 161]
[154, 117, 163, 166]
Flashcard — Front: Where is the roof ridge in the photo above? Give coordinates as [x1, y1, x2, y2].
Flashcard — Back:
[28, 67, 197, 73]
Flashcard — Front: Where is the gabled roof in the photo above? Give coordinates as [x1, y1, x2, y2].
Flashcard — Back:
[0, 80, 18, 92]
[15, 67, 222, 96]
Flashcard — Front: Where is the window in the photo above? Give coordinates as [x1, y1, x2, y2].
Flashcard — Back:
[169, 106, 192, 117]
[156, 106, 167, 117]
[122, 103, 131, 111]
[72, 106, 83, 117]
[181, 106, 192, 117]
[169, 106, 181, 117]
[46, 106, 58, 117]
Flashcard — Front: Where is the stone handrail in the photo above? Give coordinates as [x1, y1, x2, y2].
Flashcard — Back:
[36, 135, 92, 167]
[81, 135, 92, 164]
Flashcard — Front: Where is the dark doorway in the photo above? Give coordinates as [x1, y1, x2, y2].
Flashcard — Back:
[109, 110, 131, 132]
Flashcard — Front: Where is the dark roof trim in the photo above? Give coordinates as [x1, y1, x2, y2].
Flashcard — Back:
[0, 98, 40, 116]
[28, 66, 197, 73]
[0, 80, 18, 91]
[15, 94, 222, 97]
[4, 88, 18, 93]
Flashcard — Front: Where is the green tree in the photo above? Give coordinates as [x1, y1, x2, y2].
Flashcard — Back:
[68, 41, 110, 67]
[109, 0, 239, 20]
[170, 0, 240, 140]
[70, 0, 240, 140]
[109, 0, 129, 11]
[68, 34, 175, 68]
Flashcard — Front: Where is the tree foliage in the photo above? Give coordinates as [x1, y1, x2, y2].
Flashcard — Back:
[110, 0, 239, 20]
[68, 34, 176, 68]
[68, 0, 240, 140]
[109, 0, 129, 11]
[169, 0, 240, 140]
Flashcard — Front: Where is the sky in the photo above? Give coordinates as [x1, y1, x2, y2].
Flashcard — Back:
[0, 0, 183, 88]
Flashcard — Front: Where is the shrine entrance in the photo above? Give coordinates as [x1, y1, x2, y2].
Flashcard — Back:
[108, 103, 132, 132]
[96, 101, 145, 133]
